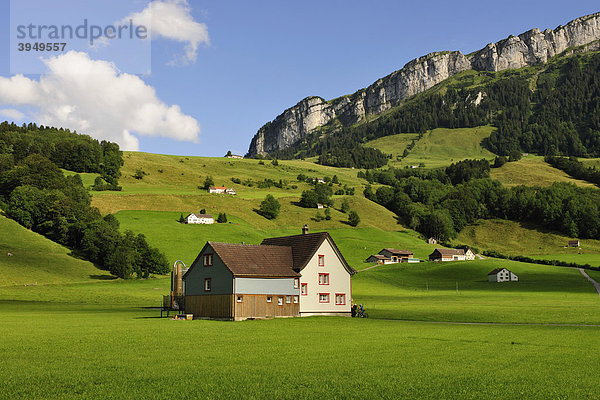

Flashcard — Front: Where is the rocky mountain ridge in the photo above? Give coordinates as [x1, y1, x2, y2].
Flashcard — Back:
[247, 12, 600, 157]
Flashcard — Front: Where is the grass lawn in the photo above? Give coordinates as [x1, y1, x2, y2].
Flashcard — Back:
[0, 303, 599, 399]
[61, 169, 101, 188]
[454, 219, 600, 259]
[490, 156, 597, 188]
[362, 133, 420, 163]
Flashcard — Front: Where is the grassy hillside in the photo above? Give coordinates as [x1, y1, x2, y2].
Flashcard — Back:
[0, 215, 112, 286]
[490, 156, 597, 188]
[454, 219, 600, 265]
[364, 126, 497, 169]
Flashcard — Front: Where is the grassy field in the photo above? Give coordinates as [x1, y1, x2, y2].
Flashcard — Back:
[365, 126, 497, 169]
[490, 156, 597, 188]
[0, 215, 112, 286]
[61, 169, 101, 188]
[114, 210, 439, 269]
[1, 256, 600, 399]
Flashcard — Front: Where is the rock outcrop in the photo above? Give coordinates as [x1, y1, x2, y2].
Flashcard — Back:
[247, 12, 600, 157]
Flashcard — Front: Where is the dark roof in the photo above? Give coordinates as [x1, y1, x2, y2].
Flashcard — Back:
[381, 248, 413, 255]
[488, 268, 508, 275]
[431, 248, 465, 257]
[367, 254, 390, 261]
[207, 242, 299, 278]
[261, 232, 356, 275]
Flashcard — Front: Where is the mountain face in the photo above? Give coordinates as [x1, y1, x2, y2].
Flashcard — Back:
[247, 13, 600, 157]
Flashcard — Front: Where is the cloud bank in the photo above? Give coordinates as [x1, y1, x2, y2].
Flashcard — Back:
[0, 51, 200, 150]
[124, 0, 209, 64]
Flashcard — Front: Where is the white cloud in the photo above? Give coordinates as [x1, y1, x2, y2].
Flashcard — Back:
[123, 0, 209, 65]
[0, 108, 26, 121]
[0, 51, 200, 151]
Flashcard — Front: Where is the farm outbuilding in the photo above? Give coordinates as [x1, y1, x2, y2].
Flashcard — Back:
[488, 268, 518, 282]
[378, 249, 414, 263]
[568, 240, 580, 247]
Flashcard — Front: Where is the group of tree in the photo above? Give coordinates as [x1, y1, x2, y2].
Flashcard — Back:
[0, 122, 123, 189]
[259, 194, 281, 219]
[545, 155, 600, 186]
[0, 126, 167, 279]
[363, 158, 600, 240]
[299, 184, 333, 208]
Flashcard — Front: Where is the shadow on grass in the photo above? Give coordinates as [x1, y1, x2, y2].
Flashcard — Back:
[89, 274, 118, 280]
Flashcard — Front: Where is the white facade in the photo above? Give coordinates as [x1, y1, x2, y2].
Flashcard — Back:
[488, 268, 518, 282]
[208, 187, 236, 195]
[464, 249, 476, 260]
[299, 238, 351, 316]
[186, 214, 214, 224]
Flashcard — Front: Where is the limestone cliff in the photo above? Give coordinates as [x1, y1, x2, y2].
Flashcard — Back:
[247, 12, 600, 157]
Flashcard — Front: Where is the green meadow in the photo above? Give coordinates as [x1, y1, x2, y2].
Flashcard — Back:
[364, 126, 497, 169]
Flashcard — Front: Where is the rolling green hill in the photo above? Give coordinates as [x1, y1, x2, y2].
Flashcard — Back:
[490, 156, 597, 188]
[0, 215, 112, 286]
[364, 126, 497, 169]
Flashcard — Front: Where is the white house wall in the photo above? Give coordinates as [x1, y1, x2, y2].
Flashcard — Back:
[299, 239, 351, 314]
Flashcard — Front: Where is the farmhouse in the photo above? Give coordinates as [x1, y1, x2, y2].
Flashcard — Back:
[185, 213, 214, 224]
[378, 248, 414, 263]
[226, 154, 244, 159]
[208, 186, 236, 195]
[428, 248, 475, 261]
[488, 268, 518, 282]
[568, 240, 580, 247]
[365, 254, 393, 264]
[183, 228, 356, 320]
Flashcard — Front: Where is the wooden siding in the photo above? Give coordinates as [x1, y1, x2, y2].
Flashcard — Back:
[185, 294, 234, 319]
[234, 294, 299, 320]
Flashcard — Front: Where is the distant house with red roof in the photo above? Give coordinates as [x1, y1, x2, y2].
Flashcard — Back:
[208, 186, 236, 195]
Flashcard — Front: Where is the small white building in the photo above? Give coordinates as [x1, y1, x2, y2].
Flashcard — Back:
[208, 186, 236, 195]
[488, 268, 518, 282]
[227, 154, 244, 159]
[317, 203, 324, 209]
[427, 237, 438, 245]
[186, 213, 214, 224]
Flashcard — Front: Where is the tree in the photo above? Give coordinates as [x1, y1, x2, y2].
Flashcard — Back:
[178, 213, 185, 223]
[324, 208, 331, 220]
[217, 212, 228, 223]
[225, 150, 232, 157]
[200, 208, 206, 214]
[271, 159, 279, 166]
[299, 189, 319, 208]
[202, 176, 214, 190]
[259, 194, 280, 219]
[348, 210, 360, 227]
[340, 198, 350, 213]
[133, 169, 145, 180]
[331, 175, 339, 184]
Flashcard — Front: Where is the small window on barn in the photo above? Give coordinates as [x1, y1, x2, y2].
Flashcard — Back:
[286, 295, 291, 304]
[278, 297, 283, 306]
[301, 283, 308, 296]
[237, 295, 243, 303]
[267, 296, 272, 303]
[293, 278, 299, 289]
[293, 296, 299, 304]
[204, 278, 211, 292]
[203, 254, 213, 266]
[318, 255, 325, 267]
[318, 273, 329, 285]
[319, 293, 329, 303]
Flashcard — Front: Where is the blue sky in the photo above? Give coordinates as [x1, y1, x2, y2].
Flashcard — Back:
[0, 0, 598, 156]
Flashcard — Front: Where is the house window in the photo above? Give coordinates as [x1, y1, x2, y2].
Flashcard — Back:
[203, 254, 213, 266]
[335, 293, 346, 305]
[293, 296, 299, 304]
[278, 297, 283, 306]
[301, 283, 308, 296]
[286, 295, 291, 304]
[318, 255, 325, 267]
[318, 273, 330, 285]
[319, 293, 329, 303]
[267, 296, 272, 303]
[237, 295, 243, 303]
[293, 278, 299, 289]
[204, 278, 211, 292]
